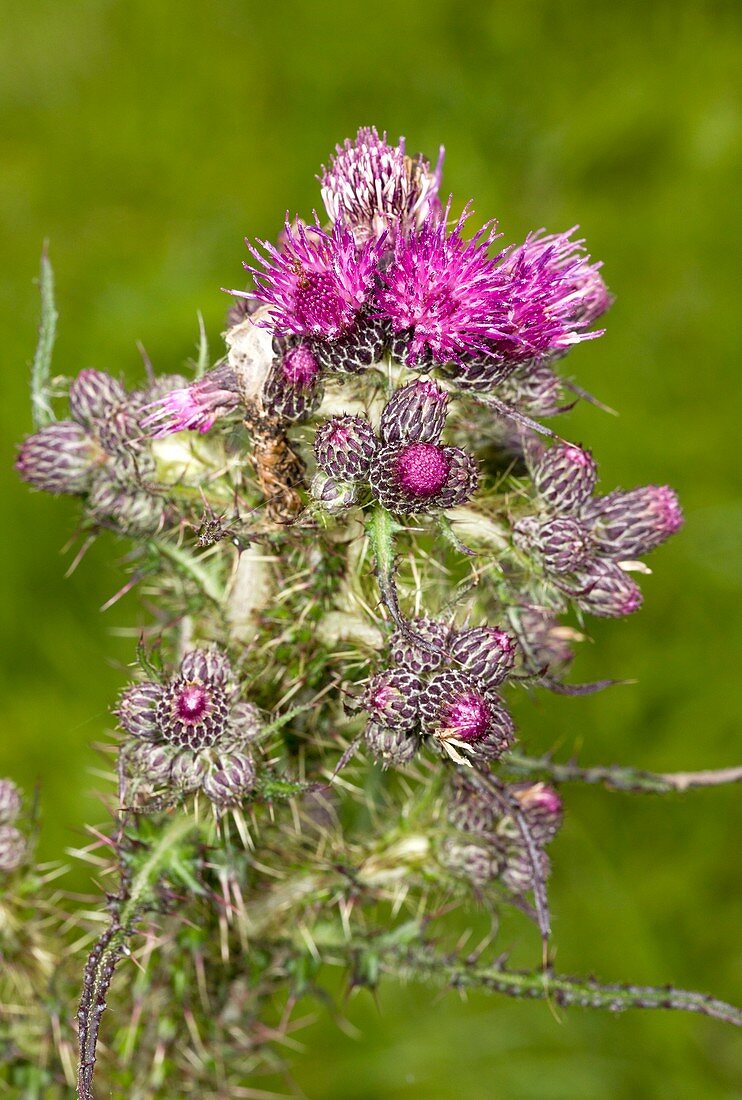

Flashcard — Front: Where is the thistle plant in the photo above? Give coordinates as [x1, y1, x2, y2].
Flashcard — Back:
[8, 127, 741, 1097]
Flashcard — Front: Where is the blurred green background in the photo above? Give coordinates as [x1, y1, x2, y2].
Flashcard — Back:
[1, 1, 740, 1096]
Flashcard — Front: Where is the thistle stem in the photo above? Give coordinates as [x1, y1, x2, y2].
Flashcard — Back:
[382, 944, 742, 1027]
[506, 752, 742, 794]
[76, 813, 196, 1100]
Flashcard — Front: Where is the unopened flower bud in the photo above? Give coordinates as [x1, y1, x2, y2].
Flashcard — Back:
[446, 772, 498, 835]
[314, 414, 378, 480]
[439, 837, 500, 887]
[16, 421, 100, 494]
[0, 825, 27, 873]
[180, 648, 233, 687]
[223, 701, 263, 748]
[201, 752, 256, 807]
[449, 626, 517, 689]
[514, 514, 592, 573]
[263, 339, 324, 422]
[499, 364, 565, 417]
[68, 369, 127, 426]
[420, 672, 514, 760]
[116, 682, 164, 741]
[363, 668, 423, 731]
[0, 780, 22, 825]
[171, 750, 210, 793]
[500, 843, 551, 895]
[127, 741, 176, 785]
[364, 721, 420, 766]
[531, 443, 597, 514]
[88, 478, 166, 535]
[513, 608, 577, 673]
[586, 485, 683, 558]
[566, 559, 643, 618]
[379, 378, 449, 445]
[509, 782, 563, 844]
[310, 472, 359, 514]
[311, 312, 388, 374]
[389, 617, 450, 674]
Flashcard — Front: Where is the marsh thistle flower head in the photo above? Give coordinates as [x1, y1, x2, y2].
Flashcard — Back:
[586, 485, 684, 559]
[142, 364, 241, 437]
[378, 205, 507, 366]
[244, 219, 383, 342]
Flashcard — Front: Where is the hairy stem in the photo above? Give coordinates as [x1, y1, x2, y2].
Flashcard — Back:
[31, 244, 57, 429]
[76, 813, 196, 1100]
[383, 943, 742, 1027]
[506, 752, 742, 794]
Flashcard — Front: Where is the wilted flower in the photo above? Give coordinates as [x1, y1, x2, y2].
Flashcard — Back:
[142, 364, 242, 437]
[320, 126, 443, 243]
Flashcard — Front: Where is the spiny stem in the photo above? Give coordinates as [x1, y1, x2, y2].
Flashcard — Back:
[31, 243, 58, 429]
[76, 814, 196, 1099]
[384, 944, 742, 1027]
[506, 752, 742, 794]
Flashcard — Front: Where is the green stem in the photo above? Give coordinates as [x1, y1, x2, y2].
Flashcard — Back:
[506, 752, 742, 794]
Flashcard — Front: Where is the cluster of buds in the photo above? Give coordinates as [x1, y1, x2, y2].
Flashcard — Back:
[312, 378, 477, 516]
[0, 779, 27, 874]
[441, 772, 563, 893]
[362, 618, 518, 766]
[513, 441, 683, 618]
[16, 369, 177, 534]
[117, 648, 261, 811]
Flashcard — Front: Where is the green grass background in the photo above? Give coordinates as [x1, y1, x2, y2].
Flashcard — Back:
[1, 1, 740, 1096]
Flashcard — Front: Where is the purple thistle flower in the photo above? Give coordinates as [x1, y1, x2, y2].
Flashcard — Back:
[370, 441, 478, 515]
[320, 126, 444, 243]
[493, 228, 610, 360]
[377, 205, 508, 366]
[141, 364, 241, 438]
[585, 485, 683, 559]
[242, 218, 384, 342]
